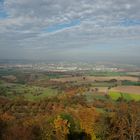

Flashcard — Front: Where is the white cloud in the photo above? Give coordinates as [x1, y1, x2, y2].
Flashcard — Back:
[0, 0, 140, 61]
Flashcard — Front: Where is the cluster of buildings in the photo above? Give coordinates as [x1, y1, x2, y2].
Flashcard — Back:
[0, 63, 120, 72]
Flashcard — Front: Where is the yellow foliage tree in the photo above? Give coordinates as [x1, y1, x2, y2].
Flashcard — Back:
[54, 115, 70, 140]
[77, 107, 98, 140]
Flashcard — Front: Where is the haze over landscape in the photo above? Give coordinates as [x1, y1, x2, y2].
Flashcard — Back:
[0, 0, 140, 64]
[0, 1, 140, 140]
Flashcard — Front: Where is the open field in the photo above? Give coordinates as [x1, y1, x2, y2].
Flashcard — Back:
[89, 71, 128, 76]
[109, 86, 140, 101]
[126, 72, 140, 76]
[110, 86, 140, 94]
[1, 68, 140, 102]
[51, 76, 139, 82]
[109, 91, 140, 101]
[87, 86, 140, 101]
[0, 83, 58, 101]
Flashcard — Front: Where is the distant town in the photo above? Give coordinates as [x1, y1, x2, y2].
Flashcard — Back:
[0, 61, 139, 72]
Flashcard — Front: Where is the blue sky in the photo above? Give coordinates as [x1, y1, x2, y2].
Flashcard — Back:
[44, 19, 80, 33]
[0, 10, 7, 19]
[0, 0, 7, 19]
[120, 19, 140, 27]
[0, 0, 140, 64]
[0, 0, 4, 4]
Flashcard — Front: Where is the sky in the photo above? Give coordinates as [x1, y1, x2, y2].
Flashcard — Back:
[0, 0, 140, 63]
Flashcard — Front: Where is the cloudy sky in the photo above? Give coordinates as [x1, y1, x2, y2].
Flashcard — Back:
[0, 0, 140, 63]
